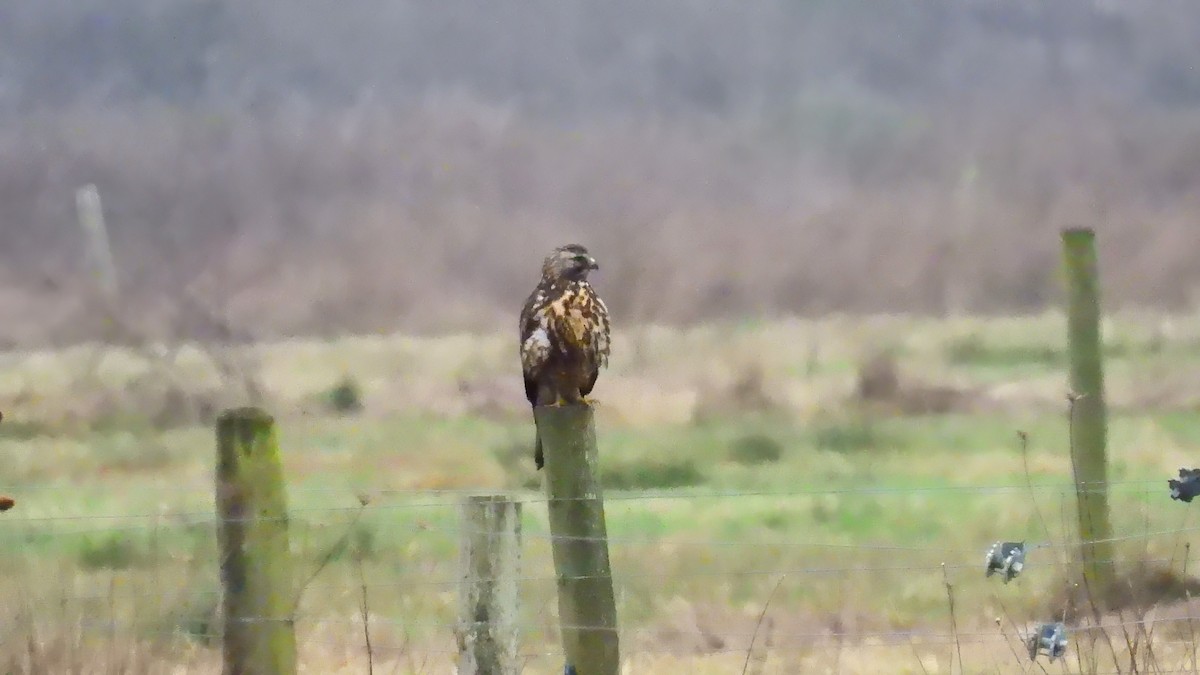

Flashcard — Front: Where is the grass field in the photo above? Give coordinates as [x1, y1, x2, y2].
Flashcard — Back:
[4, 312, 1200, 673]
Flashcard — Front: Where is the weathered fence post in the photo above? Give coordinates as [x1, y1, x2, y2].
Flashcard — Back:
[1061, 227, 1115, 593]
[456, 495, 522, 675]
[536, 404, 619, 675]
[216, 407, 297, 675]
[75, 184, 119, 302]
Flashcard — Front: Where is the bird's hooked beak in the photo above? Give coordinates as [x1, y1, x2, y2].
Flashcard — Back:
[587, 256, 599, 271]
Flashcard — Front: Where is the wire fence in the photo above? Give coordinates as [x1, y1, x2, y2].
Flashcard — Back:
[3, 473, 1200, 673]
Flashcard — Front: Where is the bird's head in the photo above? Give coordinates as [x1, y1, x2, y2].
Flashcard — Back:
[543, 244, 598, 282]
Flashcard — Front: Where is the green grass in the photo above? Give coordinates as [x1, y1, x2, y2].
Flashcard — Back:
[4, 313, 1200, 672]
[1, 408, 1195, 673]
[727, 432, 786, 465]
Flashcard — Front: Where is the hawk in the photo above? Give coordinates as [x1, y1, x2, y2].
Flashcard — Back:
[519, 244, 611, 470]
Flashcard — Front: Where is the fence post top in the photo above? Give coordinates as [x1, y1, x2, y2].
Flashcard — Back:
[218, 407, 275, 426]
[466, 493, 516, 504]
[534, 402, 595, 417]
[1060, 226, 1096, 240]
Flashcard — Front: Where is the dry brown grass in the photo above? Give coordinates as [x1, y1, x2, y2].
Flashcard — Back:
[4, 310, 1200, 434]
[8, 619, 1200, 674]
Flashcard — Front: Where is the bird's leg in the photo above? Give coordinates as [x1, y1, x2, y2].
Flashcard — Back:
[538, 381, 567, 407]
[560, 384, 584, 407]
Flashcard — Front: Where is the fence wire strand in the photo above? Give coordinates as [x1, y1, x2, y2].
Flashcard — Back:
[4, 478, 1199, 670]
[0, 477, 1166, 498]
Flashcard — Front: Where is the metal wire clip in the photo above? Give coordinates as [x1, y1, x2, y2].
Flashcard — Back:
[984, 541, 1026, 583]
[1027, 622, 1068, 662]
[1169, 468, 1200, 503]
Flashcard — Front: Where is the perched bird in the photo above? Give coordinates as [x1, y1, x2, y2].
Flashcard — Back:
[519, 244, 611, 470]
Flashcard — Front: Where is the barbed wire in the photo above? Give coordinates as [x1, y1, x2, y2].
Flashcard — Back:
[0, 477, 1168, 497]
[30, 613, 1200, 654]
[0, 479, 1171, 525]
[3, 510, 1197, 555]
[234, 613, 1200, 640]
[7, 557, 1178, 609]
[2, 469, 1198, 669]
[0, 624, 1086, 666]
[0, 548, 1190, 618]
[8, 550, 1200, 669]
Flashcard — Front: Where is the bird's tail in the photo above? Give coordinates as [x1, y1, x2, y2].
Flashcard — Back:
[534, 431, 544, 471]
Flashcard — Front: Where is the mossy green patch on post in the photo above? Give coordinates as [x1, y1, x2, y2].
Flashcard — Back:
[1062, 227, 1115, 594]
[215, 407, 296, 675]
[536, 403, 619, 675]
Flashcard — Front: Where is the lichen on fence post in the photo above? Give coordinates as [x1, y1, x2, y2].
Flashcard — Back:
[1061, 227, 1115, 594]
[215, 407, 297, 675]
[536, 403, 619, 675]
[456, 494, 522, 675]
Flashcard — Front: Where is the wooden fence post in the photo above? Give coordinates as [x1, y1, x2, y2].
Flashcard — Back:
[1061, 227, 1115, 594]
[216, 407, 297, 675]
[75, 184, 118, 302]
[456, 495, 522, 675]
[536, 404, 619, 675]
